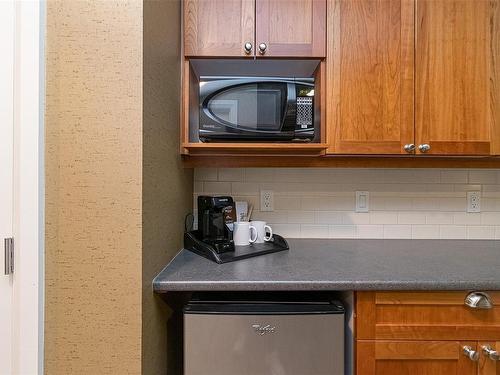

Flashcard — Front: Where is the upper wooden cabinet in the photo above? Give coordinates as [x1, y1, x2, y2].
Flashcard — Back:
[184, 0, 255, 57]
[327, 0, 500, 156]
[327, 0, 414, 154]
[415, 0, 500, 156]
[181, 0, 500, 165]
[255, 0, 326, 57]
[183, 0, 326, 58]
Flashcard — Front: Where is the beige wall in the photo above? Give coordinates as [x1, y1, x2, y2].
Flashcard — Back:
[45, 1, 143, 374]
[143, 1, 193, 374]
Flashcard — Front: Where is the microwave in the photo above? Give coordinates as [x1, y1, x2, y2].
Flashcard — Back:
[199, 76, 315, 142]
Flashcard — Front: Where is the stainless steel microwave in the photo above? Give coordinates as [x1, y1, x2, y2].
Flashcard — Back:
[199, 76, 315, 142]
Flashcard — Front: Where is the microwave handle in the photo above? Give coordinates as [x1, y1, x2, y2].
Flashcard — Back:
[282, 82, 297, 132]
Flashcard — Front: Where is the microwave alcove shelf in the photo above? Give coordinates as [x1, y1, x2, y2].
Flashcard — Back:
[178, 0, 500, 168]
[180, 59, 327, 157]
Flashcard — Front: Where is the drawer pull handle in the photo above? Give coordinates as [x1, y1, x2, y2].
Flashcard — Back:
[464, 291, 493, 309]
[463, 346, 479, 361]
[482, 345, 500, 361]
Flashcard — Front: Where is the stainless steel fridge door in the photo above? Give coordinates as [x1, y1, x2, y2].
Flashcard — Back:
[184, 313, 344, 375]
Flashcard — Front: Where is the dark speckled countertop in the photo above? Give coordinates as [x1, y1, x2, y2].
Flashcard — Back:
[153, 239, 500, 292]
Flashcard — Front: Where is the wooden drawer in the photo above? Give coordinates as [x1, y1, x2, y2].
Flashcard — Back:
[356, 292, 500, 341]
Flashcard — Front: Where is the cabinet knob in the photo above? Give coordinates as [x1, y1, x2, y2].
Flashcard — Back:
[418, 144, 431, 153]
[464, 291, 493, 309]
[463, 346, 479, 362]
[258, 43, 267, 54]
[482, 345, 500, 361]
[403, 144, 415, 153]
[244, 42, 252, 54]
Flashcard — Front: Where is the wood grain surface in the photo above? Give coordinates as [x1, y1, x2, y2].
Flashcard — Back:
[357, 291, 500, 341]
[327, 0, 414, 154]
[416, 0, 500, 155]
[182, 155, 500, 168]
[478, 341, 500, 375]
[184, 0, 255, 57]
[357, 340, 477, 375]
[256, 0, 326, 57]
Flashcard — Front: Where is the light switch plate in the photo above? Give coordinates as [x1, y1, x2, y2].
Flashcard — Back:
[356, 191, 369, 213]
[467, 191, 481, 213]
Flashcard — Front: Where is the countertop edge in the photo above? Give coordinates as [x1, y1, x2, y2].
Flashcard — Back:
[153, 280, 500, 292]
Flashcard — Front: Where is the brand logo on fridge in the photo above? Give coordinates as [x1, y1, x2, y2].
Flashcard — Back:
[252, 324, 276, 335]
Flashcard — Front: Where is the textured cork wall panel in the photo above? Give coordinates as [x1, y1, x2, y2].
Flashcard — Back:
[45, 1, 143, 374]
[142, 1, 193, 374]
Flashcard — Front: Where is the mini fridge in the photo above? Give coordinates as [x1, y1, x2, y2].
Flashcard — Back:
[183, 293, 345, 375]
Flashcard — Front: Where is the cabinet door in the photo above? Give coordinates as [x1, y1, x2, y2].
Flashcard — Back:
[255, 0, 326, 57]
[326, 0, 414, 154]
[357, 341, 478, 375]
[184, 0, 254, 57]
[479, 341, 500, 375]
[415, 0, 500, 155]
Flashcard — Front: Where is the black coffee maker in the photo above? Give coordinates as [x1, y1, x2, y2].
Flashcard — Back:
[197, 196, 235, 253]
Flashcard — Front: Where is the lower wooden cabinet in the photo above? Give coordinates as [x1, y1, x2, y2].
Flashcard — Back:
[479, 341, 500, 375]
[356, 292, 500, 375]
[357, 340, 477, 375]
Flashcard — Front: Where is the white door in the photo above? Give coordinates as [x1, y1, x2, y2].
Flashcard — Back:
[0, 0, 15, 374]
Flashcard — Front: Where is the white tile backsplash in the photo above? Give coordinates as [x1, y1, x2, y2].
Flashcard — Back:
[411, 225, 440, 239]
[194, 168, 500, 239]
[358, 225, 384, 239]
[301, 225, 329, 238]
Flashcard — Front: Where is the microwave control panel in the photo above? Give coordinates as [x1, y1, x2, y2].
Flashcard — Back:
[296, 96, 314, 129]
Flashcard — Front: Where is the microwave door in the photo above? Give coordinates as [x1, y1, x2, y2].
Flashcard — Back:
[201, 81, 294, 139]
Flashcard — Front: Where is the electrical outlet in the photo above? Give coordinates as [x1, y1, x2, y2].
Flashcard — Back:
[467, 191, 481, 213]
[260, 190, 274, 212]
[356, 191, 369, 212]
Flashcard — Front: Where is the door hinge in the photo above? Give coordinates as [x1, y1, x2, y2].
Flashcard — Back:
[4, 237, 14, 275]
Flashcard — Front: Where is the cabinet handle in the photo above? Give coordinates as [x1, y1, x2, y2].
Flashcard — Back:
[418, 144, 431, 153]
[463, 346, 479, 361]
[464, 291, 493, 309]
[403, 144, 415, 153]
[244, 42, 252, 54]
[258, 43, 267, 55]
[482, 345, 500, 361]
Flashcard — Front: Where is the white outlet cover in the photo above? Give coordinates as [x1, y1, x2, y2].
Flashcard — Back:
[260, 190, 274, 212]
[467, 191, 481, 213]
[356, 191, 369, 213]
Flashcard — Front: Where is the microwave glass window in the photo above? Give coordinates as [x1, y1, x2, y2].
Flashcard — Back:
[207, 83, 286, 130]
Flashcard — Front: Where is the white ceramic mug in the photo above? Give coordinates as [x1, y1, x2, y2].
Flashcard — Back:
[251, 221, 273, 243]
[233, 221, 257, 246]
